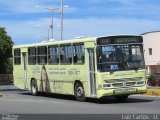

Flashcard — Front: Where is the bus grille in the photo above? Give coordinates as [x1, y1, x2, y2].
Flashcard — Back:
[104, 77, 143, 88]
[105, 77, 143, 83]
[126, 82, 136, 86]
[112, 83, 124, 87]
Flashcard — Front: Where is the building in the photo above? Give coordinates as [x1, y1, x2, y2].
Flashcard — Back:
[141, 31, 160, 74]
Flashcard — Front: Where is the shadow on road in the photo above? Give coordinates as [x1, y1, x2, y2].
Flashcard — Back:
[0, 86, 25, 92]
[0, 85, 154, 104]
[0, 88, 25, 92]
[95, 97, 154, 104]
[19, 91, 154, 104]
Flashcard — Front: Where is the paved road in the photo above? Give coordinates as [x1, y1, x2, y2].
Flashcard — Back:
[0, 85, 160, 114]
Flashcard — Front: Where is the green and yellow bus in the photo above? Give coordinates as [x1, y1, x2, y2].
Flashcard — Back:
[13, 35, 147, 101]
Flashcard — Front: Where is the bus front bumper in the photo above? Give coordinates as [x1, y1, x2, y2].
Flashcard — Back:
[96, 86, 147, 98]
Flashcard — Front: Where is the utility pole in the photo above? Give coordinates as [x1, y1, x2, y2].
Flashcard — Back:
[50, 10, 53, 39]
[60, 0, 63, 40]
[46, 8, 58, 40]
[36, 6, 58, 40]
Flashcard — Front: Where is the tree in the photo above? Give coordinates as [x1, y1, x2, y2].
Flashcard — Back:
[0, 27, 14, 74]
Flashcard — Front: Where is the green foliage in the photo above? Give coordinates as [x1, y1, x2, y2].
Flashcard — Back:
[149, 74, 157, 81]
[0, 27, 14, 74]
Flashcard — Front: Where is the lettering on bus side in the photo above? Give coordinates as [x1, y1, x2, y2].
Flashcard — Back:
[48, 68, 80, 76]
[68, 68, 80, 76]
[48, 68, 67, 75]
[54, 81, 63, 93]
[32, 66, 41, 74]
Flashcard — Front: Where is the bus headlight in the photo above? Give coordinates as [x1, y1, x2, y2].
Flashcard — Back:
[103, 84, 111, 88]
[136, 81, 145, 85]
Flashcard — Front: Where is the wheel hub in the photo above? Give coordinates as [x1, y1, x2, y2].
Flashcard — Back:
[77, 87, 83, 97]
[32, 85, 36, 94]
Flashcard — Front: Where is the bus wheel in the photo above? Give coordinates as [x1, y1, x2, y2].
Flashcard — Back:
[74, 82, 85, 101]
[31, 80, 38, 96]
[115, 95, 129, 102]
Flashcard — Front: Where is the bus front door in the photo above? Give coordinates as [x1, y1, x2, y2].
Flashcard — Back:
[22, 52, 27, 89]
[87, 48, 96, 97]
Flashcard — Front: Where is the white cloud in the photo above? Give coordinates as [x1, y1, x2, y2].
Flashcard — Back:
[110, 0, 136, 6]
[0, 0, 76, 15]
[0, 18, 52, 44]
[0, 0, 40, 14]
[84, 0, 136, 6]
[0, 0, 159, 20]
[0, 0, 159, 45]
[1, 17, 160, 45]
[63, 18, 160, 38]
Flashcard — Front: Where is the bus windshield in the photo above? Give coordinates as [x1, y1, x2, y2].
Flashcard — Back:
[97, 44, 145, 72]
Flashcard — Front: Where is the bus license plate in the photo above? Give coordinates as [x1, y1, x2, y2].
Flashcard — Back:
[114, 88, 135, 93]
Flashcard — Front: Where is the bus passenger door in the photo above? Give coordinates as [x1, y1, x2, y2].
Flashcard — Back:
[87, 48, 96, 97]
[22, 52, 27, 89]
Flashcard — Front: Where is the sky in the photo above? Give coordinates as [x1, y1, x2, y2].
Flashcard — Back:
[0, 0, 160, 45]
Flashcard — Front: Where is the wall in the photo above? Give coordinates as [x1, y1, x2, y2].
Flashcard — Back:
[0, 74, 13, 85]
[142, 32, 160, 66]
[142, 31, 160, 74]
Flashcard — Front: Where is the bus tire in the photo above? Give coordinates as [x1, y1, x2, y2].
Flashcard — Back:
[31, 80, 39, 96]
[115, 95, 129, 102]
[74, 82, 85, 101]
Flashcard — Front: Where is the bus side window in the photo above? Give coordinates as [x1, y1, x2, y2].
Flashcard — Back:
[74, 54, 78, 63]
[81, 55, 84, 63]
[73, 43, 84, 64]
[28, 47, 36, 65]
[37, 46, 47, 65]
[14, 48, 21, 65]
[60, 44, 72, 64]
[60, 55, 63, 62]
[48, 45, 59, 64]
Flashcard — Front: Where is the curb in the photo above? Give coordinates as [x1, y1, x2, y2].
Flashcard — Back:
[143, 88, 160, 96]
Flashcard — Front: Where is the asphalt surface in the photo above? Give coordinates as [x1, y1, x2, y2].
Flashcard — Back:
[0, 85, 160, 116]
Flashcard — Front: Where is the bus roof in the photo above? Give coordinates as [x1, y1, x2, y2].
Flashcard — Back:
[13, 35, 142, 48]
[13, 36, 96, 48]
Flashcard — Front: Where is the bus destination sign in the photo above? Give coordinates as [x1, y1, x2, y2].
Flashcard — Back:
[114, 37, 142, 44]
[97, 36, 142, 45]
[97, 38, 111, 45]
